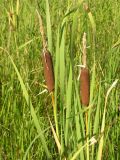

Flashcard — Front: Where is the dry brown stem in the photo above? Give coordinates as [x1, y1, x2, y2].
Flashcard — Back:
[82, 32, 87, 67]
[36, 9, 47, 50]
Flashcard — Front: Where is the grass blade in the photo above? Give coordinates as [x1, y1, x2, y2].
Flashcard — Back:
[97, 79, 118, 160]
[65, 66, 72, 146]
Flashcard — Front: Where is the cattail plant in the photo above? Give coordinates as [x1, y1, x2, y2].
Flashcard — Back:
[80, 32, 90, 159]
[80, 32, 90, 106]
[36, 10, 59, 141]
[36, 10, 55, 92]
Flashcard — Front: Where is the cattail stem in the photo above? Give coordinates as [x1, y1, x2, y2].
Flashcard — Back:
[85, 111, 89, 160]
[36, 9, 47, 49]
[80, 32, 90, 159]
[82, 32, 87, 67]
[80, 32, 90, 106]
[51, 92, 59, 139]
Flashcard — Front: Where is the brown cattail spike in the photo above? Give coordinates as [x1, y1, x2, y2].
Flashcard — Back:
[80, 68, 90, 106]
[80, 32, 90, 106]
[36, 10, 55, 92]
[42, 50, 55, 92]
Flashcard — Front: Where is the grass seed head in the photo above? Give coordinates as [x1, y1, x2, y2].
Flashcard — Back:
[42, 50, 55, 92]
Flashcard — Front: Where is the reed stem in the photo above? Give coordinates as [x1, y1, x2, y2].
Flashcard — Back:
[51, 92, 59, 139]
[86, 111, 89, 160]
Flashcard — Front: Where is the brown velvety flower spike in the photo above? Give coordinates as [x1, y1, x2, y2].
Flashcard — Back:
[42, 50, 55, 92]
[80, 68, 90, 106]
[80, 32, 90, 106]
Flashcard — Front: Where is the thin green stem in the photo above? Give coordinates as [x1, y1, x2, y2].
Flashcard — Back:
[86, 111, 89, 160]
[51, 92, 59, 140]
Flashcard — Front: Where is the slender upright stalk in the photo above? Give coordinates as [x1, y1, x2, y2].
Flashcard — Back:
[36, 9, 59, 140]
[80, 32, 90, 160]
[51, 92, 59, 139]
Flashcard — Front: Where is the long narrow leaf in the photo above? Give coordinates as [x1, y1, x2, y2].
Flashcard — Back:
[65, 66, 72, 146]
[97, 79, 118, 160]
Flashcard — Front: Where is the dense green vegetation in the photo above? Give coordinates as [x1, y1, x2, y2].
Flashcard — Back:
[0, 0, 120, 159]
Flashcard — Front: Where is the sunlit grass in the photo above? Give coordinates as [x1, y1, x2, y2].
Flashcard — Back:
[0, 0, 120, 159]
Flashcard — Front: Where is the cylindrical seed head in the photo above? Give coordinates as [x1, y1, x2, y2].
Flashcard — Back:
[42, 50, 55, 92]
[80, 68, 90, 106]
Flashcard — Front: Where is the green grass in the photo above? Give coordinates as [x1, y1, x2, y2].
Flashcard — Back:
[0, 0, 120, 159]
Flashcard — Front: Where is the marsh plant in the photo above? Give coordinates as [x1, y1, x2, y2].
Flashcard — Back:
[0, 0, 119, 160]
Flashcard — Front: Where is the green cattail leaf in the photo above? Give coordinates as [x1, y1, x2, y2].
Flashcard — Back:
[64, 0, 84, 18]
[88, 12, 96, 35]
[91, 83, 102, 159]
[65, 66, 72, 146]
[74, 96, 85, 160]
[60, 29, 65, 96]
[70, 11, 78, 65]
[55, 28, 60, 105]
[97, 79, 118, 160]
[93, 83, 101, 134]
[90, 64, 96, 105]
[75, 81, 85, 138]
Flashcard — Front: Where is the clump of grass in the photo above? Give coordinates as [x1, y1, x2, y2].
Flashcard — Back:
[0, 1, 119, 159]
